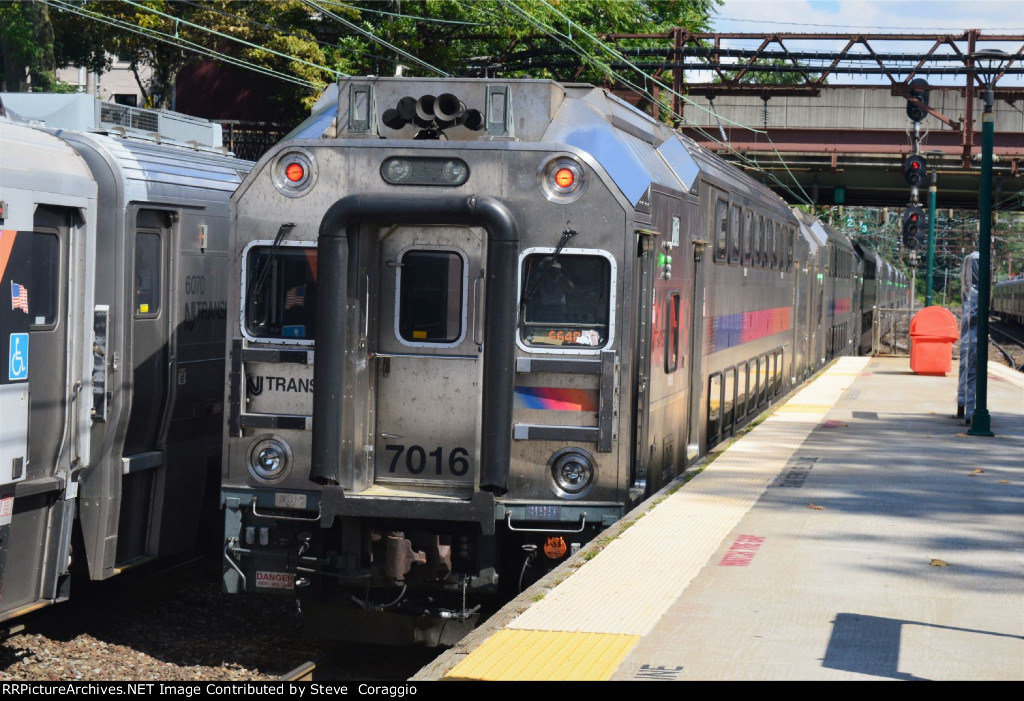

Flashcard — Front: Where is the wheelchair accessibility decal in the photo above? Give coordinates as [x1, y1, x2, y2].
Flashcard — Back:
[9, 333, 28, 381]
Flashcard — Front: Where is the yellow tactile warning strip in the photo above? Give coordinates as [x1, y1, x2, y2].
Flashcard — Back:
[444, 630, 641, 680]
[444, 356, 870, 680]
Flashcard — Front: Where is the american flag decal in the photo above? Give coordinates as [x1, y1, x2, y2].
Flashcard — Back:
[11, 281, 28, 313]
[284, 284, 305, 310]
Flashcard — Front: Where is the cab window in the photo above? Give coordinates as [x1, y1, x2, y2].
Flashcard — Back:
[245, 245, 318, 341]
[520, 252, 611, 349]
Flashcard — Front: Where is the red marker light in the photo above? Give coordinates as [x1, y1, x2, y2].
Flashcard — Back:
[285, 162, 305, 182]
[554, 167, 575, 189]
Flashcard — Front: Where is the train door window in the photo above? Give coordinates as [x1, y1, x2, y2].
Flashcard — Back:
[742, 210, 753, 266]
[723, 366, 736, 434]
[714, 198, 728, 264]
[707, 372, 722, 444]
[31, 231, 59, 327]
[665, 291, 680, 373]
[243, 243, 318, 342]
[398, 250, 464, 344]
[728, 203, 741, 265]
[134, 231, 161, 317]
[520, 252, 612, 350]
[756, 216, 765, 267]
[758, 354, 769, 405]
[736, 362, 748, 418]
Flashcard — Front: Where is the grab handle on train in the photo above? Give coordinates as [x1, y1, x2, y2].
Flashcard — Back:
[505, 512, 587, 533]
[250, 496, 322, 522]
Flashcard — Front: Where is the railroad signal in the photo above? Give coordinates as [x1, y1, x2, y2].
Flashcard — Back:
[903, 154, 928, 187]
[906, 78, 930, 122]
[902, 205, 926, 249]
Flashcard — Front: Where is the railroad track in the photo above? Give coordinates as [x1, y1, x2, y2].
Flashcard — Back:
[990, 320, 1024, 371]
[279, 660, 317, 682]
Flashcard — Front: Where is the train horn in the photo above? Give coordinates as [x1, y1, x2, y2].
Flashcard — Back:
[381, 108, 407, 130]
[434, 93, 466, 122]
[462, 109, 485, 131]
[395, 96, 418, 122]
[415, 95, 436, 123]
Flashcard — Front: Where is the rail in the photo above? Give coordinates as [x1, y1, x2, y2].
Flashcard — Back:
[279, 660, 316, 682]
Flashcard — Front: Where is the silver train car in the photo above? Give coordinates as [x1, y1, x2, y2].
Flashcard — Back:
[0, 95, 251, 622]
[993, 277, 1024, 325]
[220, 78, 899, 645]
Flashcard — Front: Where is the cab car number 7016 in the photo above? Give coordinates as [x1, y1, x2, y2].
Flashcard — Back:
[385, 445, 470, 476]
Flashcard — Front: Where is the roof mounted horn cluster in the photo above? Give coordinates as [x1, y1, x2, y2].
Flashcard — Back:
[381, 93, 484, 138]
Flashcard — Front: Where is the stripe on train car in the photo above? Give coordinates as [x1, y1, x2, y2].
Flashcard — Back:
[706, 306, 792, 354]
[830, 298, 852, 315]
[514, 386, 599, 412]
[444, 630, 640, 681]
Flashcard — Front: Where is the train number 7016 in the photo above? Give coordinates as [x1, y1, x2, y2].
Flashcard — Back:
[385, 445, 470, 476]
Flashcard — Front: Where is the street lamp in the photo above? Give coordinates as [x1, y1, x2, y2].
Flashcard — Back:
[968, 49, 1007, 437]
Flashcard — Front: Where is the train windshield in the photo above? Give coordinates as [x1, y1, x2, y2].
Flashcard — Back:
[244, 245, 318, 341]
[519, 252, 611, 349]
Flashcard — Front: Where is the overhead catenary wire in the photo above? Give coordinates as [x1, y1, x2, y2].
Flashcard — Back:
[44, 0, 328, 91]
[299, 0, 451, 77]
[493, 0, 815, 205]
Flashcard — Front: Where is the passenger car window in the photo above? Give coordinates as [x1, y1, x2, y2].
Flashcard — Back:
[134, 231, 161, 317]
[32, 231, 59, 326]
[714, 199, 728, 263]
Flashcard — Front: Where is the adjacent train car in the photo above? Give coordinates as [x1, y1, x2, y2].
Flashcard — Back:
[220, 77, 898, 646]
[0, 94, 251, 622]
[993, 277, 1024, 325]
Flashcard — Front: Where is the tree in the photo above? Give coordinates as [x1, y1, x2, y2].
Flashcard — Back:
[1, 1, 58, 92]
[38, 0, 718, 124]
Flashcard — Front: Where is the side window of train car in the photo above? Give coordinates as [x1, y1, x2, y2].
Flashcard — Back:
[665, 291, 680, 373]
[134, 231, 161, 317]
[707, 372, 722, 443]
[742, 210, 753, 267]
[714, 198, 728, 264]
[32, 231, 59, 327]
[244, 244, 318, 341]
[787, 227, 795, 271]
[758, 353, 769, 405]
[728, 204, 741, 265]
[736, 362, 748, 418]
[398, 250, 465, 344]
[766, 221, 776, 269]
[756, 215, 765, 267]
[723, 366, 736, 434]
[520, 252, 611, 350]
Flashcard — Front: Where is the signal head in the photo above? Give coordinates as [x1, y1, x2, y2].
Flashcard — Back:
[903, 155, 928, 186]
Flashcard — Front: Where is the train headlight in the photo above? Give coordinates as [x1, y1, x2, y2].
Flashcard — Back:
[539, 156, 585, 204]
[383, 158, 413, 183]
[547, 447, 596, 499]
[248, 435, 292, 484]
[272, 148, 317, 198]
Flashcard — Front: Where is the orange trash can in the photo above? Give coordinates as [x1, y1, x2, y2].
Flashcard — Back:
[909, 306, 960, 375]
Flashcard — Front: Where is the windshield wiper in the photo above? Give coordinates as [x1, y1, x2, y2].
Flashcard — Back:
[519, 228, 577, 322]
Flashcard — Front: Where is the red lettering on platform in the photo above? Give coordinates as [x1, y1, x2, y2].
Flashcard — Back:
[718, 535, 765, 567]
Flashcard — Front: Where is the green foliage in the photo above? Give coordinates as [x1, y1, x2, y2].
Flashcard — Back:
[37, 0, 719, 124]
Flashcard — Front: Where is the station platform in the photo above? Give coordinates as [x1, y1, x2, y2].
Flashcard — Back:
[414, 356, 1024, 681]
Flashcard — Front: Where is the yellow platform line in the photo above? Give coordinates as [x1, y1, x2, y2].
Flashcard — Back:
[444, 630, 641, 681]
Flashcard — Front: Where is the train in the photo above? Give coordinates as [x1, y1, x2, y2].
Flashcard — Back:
[220, 77, 906, 646]
[993, 276, 1024, 325]
[0, 93, 251, 623]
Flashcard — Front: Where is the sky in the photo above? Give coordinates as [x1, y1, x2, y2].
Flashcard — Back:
[710, 0, 1024, 34]
[703, 1, 1024, 87]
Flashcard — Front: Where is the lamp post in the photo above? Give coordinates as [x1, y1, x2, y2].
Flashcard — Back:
[968, 49, 1007, 438]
